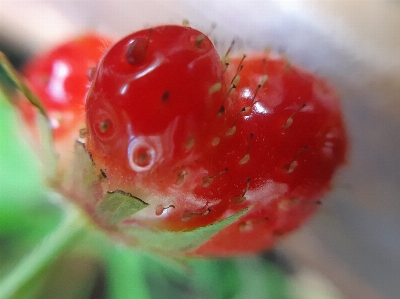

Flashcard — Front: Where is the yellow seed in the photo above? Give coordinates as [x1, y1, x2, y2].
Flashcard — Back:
[195, 34, 205, 48]
[222, 55, 230, 65]
[212, 137, 220, 146]
[209, 82, 222, 94]
[239, 154, 250, 165]
[186, 136, 195, 149]
[234, 196, 246, 204]
[283, 117, 293, 129]
[79, 128, 88, 138]
[279, 198, 299, 210]
[285, 161, 298, 173]
[243, 106, 251, 113]
[259, 74, 268, 87]
[232, 75, 241, 85]
[202, 177, 213, 187]
[239, 222, 253, 232]
[176, 170, 187, 185]
[226, 126, 236, 136]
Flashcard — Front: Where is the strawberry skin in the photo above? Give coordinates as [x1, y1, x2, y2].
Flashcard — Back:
[83, 25, 347, 256]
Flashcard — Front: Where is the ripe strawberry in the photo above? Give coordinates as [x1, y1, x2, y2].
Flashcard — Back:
[193, 54, 347, 255]
[84, 25, 347, 256]
[20, 34, 113, 154]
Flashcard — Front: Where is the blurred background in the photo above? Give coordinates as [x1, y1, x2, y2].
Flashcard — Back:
[1, 1, 399, 299]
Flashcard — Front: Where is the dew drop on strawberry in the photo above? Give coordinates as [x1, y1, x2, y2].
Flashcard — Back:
[128, 137, 156, 171]
[126, 37, 149, 64]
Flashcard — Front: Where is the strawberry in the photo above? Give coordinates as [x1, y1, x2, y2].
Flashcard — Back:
[20, 34, 113, 156]
[194, 54, 347, 255]
[83, 25, 347, 256]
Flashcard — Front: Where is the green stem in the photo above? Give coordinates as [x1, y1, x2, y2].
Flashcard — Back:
[106, 247, 152, 299]
[0, 204, 87, 299]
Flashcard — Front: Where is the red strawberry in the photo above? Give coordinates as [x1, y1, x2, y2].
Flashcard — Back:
[83, 25, 347, 256]
[21, 34, 113, 157]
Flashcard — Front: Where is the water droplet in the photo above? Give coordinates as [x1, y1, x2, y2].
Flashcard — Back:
[126, 37, 148, 65]
[128, 138, 156, 172]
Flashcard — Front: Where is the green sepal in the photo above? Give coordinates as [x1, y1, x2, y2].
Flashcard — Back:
[121, 208, 248, 256]
[63, 141, 149, 225]
[62, 141, 100, 203]
[96, 190, 149, 225]
[0, 52, 58, 180]
[0, 52, 48, 117]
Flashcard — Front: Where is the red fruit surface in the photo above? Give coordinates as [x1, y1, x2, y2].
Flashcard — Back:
[84, 25, 347, 256]
[22, 34, 113, 141]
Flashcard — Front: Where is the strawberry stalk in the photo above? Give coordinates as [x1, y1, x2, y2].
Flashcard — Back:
[106, 246, 152, 299]
[0, 199, 87, 299]
[0, 52, 49, 118]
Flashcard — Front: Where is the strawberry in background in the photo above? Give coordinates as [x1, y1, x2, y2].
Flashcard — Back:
[20, 34, 113, 165]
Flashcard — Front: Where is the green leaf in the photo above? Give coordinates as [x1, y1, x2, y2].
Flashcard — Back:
[0, 52, 48, 117]
[0, 52, 58, 181]
[0, 202, 87, 299]
[0, 92, 44, 208]
[105, 247, 152, 299]
[121, 208, 248, 255]
[96, 190, 149, 225]
[233, 257, 290, 299]
[104, 246, 290, 299]
[184, 258, 242, 299]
